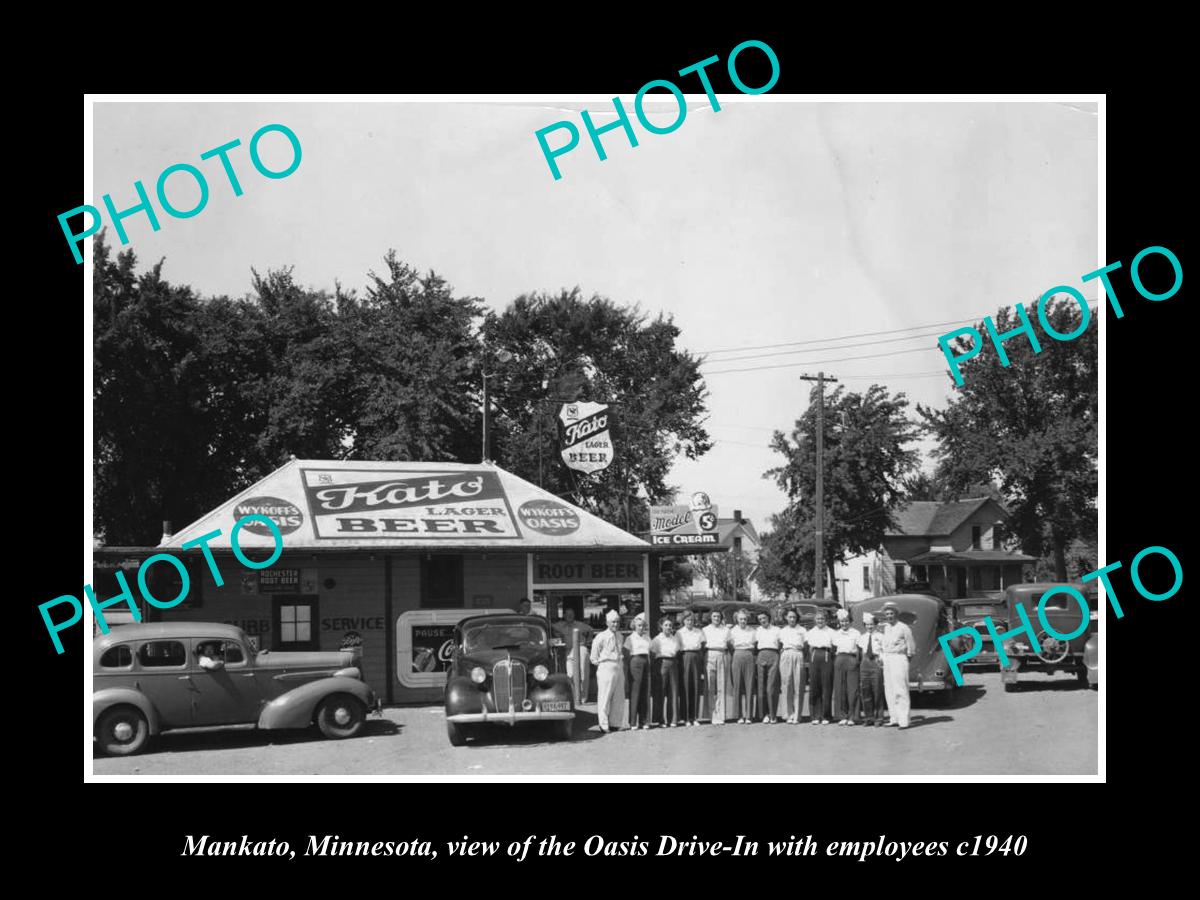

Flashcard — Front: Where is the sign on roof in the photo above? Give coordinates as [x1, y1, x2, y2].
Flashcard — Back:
[162, 460, 649, 551]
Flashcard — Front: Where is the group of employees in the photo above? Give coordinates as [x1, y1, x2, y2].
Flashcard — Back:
[584, 603, 917, 733]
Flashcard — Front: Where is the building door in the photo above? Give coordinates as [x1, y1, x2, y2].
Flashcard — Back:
[188, 637, 262, 725]
[954, 568, 967, 599]
[272, 595, 320, 651]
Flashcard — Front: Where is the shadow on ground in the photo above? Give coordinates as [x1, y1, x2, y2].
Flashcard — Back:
[460, 709, 604, 748]
[93, 717, 400, 758]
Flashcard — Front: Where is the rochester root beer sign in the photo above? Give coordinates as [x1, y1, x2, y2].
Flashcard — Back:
[300, 468, 521, 539]
[559, 401, 614, 474]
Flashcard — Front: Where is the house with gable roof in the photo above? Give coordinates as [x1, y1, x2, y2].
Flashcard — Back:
[832, 497, 1035, 604]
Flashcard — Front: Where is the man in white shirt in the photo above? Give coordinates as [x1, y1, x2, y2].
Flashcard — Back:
[754, 612, 782, 723]
[701, 610, 731, 724]
[857, 613, 887, 726]
[879, 602, 917, 729]
[778, 609, 807, 723]
[197, 642, 225, 671]
[589, 610, 626, 733]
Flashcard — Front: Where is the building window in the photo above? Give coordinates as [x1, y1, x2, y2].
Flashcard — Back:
[971, 525, 982, 550]
[993, 525, 1004, 550]
[894, 564, 905, 590]
[421, 555, 464, 608]
[912, 565, 927, 582]
[273, 596, 319, 651]
[862, 566, 870, 591]
[136, 641, 186, 668]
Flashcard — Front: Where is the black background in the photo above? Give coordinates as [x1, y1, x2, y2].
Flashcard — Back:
[22, 23, 1186, 878]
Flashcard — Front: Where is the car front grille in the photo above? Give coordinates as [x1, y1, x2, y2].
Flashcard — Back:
[492, 660, 527, 711]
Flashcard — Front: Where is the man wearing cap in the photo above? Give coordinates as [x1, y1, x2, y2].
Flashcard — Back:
[831, 609, 862, 726]
[806, 610, 836, 724]
[590, 610, 627, 733]
[857, 612, 887, 726]
[879, 602, 917, 729]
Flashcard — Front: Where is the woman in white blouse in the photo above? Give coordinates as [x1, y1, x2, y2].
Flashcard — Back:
[728, 609, 758, 724]
[624, 614, 654, 729]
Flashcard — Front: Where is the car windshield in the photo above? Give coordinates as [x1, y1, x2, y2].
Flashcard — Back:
[959, 605, 999, 617]
[463, 623, 548, 652]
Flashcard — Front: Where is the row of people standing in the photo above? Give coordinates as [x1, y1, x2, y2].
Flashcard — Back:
[588, 603, 916, 732]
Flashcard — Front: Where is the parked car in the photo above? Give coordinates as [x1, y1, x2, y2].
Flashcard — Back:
[662, 598, 778, 625]
[996, 583, 1097, 691]
[93, 622, 379, 756]
[444, 614, 575, 746]
[769, 598, 842, 628]
[950, 597, 1008, 670]
[848, 594, 960, 697]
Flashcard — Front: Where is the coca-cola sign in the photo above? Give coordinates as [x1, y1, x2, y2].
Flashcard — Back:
[559, 401, 614, 474]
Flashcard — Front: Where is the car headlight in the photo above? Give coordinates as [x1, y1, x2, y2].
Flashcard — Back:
[532, 664, 549, 682]
[470, 667, 487, 684]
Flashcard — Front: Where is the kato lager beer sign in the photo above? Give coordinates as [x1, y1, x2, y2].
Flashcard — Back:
[559, 401, 614, 474]
[650, 491, 720, 546]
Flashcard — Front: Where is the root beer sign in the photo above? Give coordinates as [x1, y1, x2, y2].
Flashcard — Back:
[559, 401, 614, 474]
[300, 468, 521, 539]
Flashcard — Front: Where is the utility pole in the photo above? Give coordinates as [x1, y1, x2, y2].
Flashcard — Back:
[799, 371, 839, 601]
[481, 372, 491, 463]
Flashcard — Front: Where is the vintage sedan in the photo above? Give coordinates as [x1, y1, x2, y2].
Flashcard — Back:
[997, 583, 1097, 690]
[848, 594, 960, 697]
[444, 614, 575, 746]
[950, 597, 1008, 670]
[93, 622, 379, 756]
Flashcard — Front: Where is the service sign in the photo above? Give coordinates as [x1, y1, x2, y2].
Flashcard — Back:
[559, 401, 614, 474]
[650, 492, 720, 546]
[300, 468, 521, 540]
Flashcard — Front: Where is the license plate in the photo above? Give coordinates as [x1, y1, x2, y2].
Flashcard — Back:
[542, 701, 571, 712]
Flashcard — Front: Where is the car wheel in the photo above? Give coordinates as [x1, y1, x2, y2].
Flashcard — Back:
[315, 694, 365, 739]
[447, 720, 468, 747]
[97, 706, 149, 756]
[555, 718, 573, 741]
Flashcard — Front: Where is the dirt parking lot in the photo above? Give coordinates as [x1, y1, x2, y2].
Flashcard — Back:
[92, 671, 1098, 777]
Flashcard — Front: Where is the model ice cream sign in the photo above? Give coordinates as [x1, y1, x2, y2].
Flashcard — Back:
[559, 402, 614, 474]
[650, 492, 720, 546]
[300, 469, 520, 539]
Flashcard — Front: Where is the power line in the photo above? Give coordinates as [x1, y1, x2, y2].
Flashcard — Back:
[703, 346, 934, 376]
[702, 327, 968, 364]
[700, 317, 979, 355]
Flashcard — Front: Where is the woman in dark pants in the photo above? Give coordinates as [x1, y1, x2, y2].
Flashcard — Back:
[676, 610, 705, 726]
[650, 616, 683, 726]
[728, 609, 758, 724]
[805, 610, 836, 724]
[623, 614, 653, 729]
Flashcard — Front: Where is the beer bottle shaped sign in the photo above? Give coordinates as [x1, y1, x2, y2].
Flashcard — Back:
[558, 402, 614, 474]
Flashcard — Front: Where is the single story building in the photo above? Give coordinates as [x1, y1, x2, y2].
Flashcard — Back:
[102, 459, 658, 704]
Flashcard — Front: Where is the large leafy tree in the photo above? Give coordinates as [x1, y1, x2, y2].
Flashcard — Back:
[919, 300, 1097, 581]
[481, 289, 711, 529]
[766, 384, 920, 602]
[754, 512, 816, 600]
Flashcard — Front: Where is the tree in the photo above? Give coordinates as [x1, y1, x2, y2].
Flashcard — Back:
[753, 513, 815, 599]
[480, 289, 711, 527]
[692, 552, 755, 601]
[766, 384, 920, 602]
[919, 300, 1097, 581]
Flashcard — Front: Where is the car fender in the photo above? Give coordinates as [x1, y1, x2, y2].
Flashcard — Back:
[258, 677, 374, 731]
[445, 676, 484, 716]
[93, 688, 161, 735]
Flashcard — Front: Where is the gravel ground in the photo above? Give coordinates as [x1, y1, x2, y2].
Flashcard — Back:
[93, 670, 1098, 777]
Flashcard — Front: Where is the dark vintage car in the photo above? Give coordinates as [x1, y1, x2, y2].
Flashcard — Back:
[996, 583, 1097, 691]
[848, 594, 960, 697]
[93, 622, 379, 756]
[769, 598, 842, 628]
[950, 597, 1008, 670]
[661, 599, 778, 626]
[444, 614, 575, 746]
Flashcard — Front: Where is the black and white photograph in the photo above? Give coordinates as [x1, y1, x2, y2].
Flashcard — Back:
[76, 92, 1112, 781]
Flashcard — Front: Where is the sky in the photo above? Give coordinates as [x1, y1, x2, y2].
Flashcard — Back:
[92, 99, 1098, 532]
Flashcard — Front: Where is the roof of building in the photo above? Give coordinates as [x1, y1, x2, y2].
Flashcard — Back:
[907, 549, 1037, 564]
[886, 498, 1002, 537]
[160, 460, 650, 553]
[716, 517, 759, 546]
